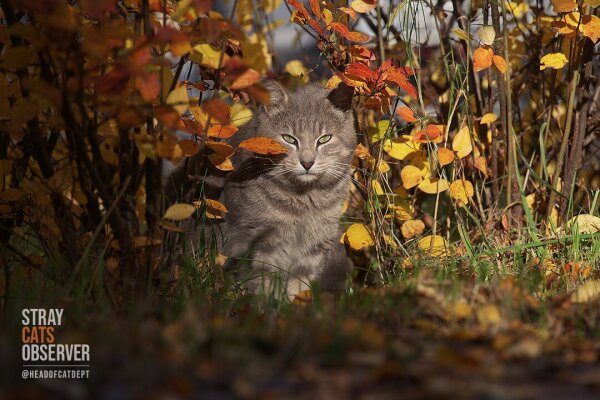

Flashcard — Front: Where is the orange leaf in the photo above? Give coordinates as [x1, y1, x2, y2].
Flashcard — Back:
[551, 0, 577, 12]
[492, 55, 507, 73]
[238, 137, 288, 155]
[473, 47, 494, 72]
[206, 123, 238, 138]
[309, 0, 320, 16]
[474, 156, 488, 176]
[209, 154, 234, 171]
[437, 147, 455, 166]
[415, 124, 444, 143]
[179, 139, 200, 156]
[338, 7, 358, 22]
[206, 141, 235, 158]
[346, 62, 378, 81]
[202, 99, 230, 124]
[581, 15, 600, 44]
[330, 22, 369, 42]
[396, 106, 418, 123]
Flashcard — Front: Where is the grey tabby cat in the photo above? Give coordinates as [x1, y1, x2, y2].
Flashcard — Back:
[167, 81, 356, 298]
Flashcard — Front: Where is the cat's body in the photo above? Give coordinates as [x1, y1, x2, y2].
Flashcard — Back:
[168, 82, 356, 297]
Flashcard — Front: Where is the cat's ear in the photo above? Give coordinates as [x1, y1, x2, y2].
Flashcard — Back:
[260, 80, 288, 115]
[327, 83, 354, 112]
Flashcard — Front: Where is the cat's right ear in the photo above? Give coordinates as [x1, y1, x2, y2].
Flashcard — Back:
[260, 80, 288, 116]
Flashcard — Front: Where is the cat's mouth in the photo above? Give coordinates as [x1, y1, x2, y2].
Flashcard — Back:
[296, 172, 318, 182]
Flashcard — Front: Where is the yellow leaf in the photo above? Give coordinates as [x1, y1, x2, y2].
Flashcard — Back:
[584, 0, 600, 6]
[191, 44, 226, 69]
[418, 177, 450, 194]
[480, 113, 498, 124]
[477, 26, 496, 46]
[571, 280, 600, 303]
[285, 60, 309, 82]
[166, 85, 189, 116]
[449, 179, 474, 207]
[452, 125, 473, 158]
[401, 219, 425, 239]
[540, 53, 568, 70]
[230, 102, 253, 127]
[389, 196, 414, 220]
[369, 120, 390, 143]
[383, 136, 420, 160]
[322, 9, 333, 26]
[342, 223, 375, 250]
[351, 0, 377, 13]
[400, 165, 423, 189]
[437, 147, 455, 166]
[477, 304, 502, 328]
[561, 214, 600, 234]
[451, 28, 473, 42]
[163, 203, 196, 220]
[418, 235, 448, 257]
[371, 180, 384, 195]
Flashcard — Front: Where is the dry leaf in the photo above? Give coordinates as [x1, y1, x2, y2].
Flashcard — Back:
[571, 280, 600, 303]
[478, 26, 496, 46]
[163, 203, 196, 220]
[401, 219, 425, 239]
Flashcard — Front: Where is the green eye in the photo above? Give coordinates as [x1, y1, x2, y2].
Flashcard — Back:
[318, 135, 332, 145]
[282, 134, 297, 145]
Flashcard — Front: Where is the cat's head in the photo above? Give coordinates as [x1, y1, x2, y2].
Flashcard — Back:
[254, 81, 357, 187]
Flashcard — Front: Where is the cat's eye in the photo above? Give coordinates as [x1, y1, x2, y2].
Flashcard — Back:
[317, 135, 332, 145]
[282, 134, 297, 145]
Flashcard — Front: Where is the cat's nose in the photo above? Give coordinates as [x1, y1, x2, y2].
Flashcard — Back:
[300, 160, 315, 171]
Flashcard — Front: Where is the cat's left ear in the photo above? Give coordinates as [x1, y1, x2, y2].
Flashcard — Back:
[327, 83, 354, 112]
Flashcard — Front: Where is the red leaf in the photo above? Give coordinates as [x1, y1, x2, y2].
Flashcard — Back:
[96, 68, 131, 96]
[135, 72, 160, 102]
[346, 62, 378, 81]
[385, 68, 417, 98]
[287, 0, 310, 18]
[309, 0, 320, 16]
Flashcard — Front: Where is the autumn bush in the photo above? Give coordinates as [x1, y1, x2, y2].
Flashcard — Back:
[0, 0, 599, 308]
